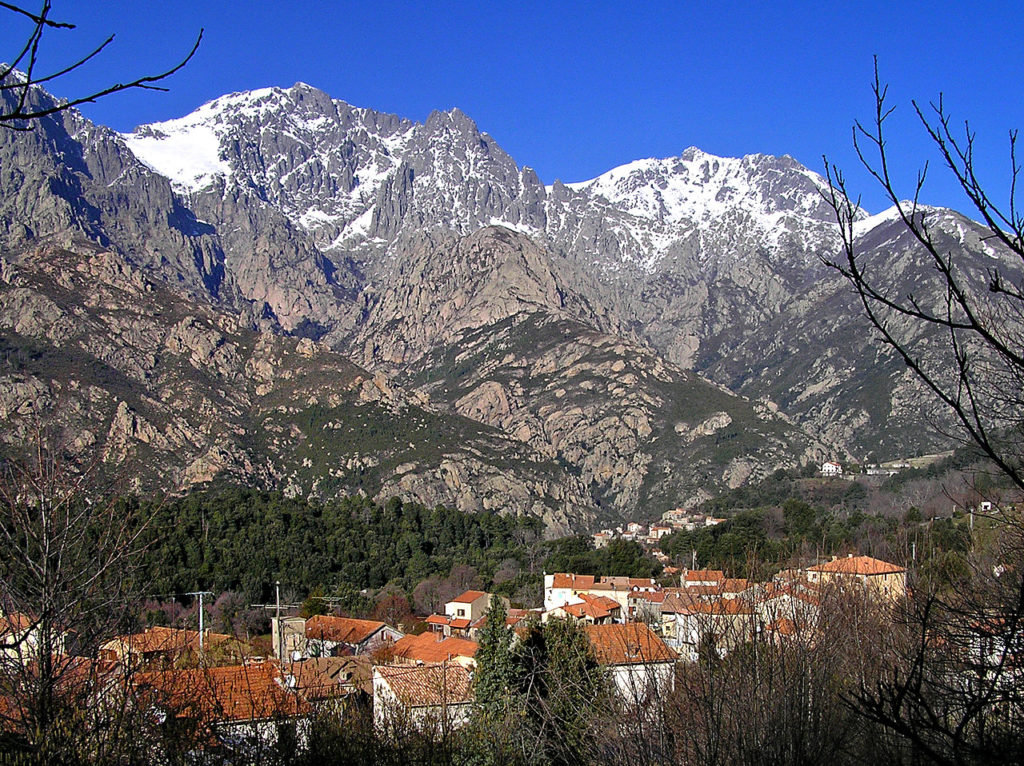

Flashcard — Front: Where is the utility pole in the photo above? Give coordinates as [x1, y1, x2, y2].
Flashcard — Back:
[187, 590, 214, 653]
[276, 581, 282, 663]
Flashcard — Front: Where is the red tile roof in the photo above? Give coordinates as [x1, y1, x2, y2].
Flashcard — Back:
[101, 626, 233, 658]
[390, 633, 478, 664]
[722, 578, 750, 593]
[585, 623, 677, 665]
[284, 656, 372, 699]
[134, 662, 309, 723]
[549, 573, 596, 590]
[684, 569, 725, 583]
[807, 555, 905, 576]
[449, 590, 487, 604]
[0, 613, 34, 639]
[629, 591, 666, 603]
[305, 616, 387, 645]
[376, 663, 473, 707]
[660, 591, 703, 613]
[562, 593, 621, 621]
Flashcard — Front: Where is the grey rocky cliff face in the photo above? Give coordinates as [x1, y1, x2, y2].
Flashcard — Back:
[2, 79, 1007, 527]
[0, 243, 594, 531]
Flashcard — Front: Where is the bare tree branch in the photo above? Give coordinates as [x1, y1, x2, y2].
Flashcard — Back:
[1, 1, 202, 129]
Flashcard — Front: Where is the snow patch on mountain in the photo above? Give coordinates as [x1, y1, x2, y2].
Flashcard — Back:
[569, 148, 832, 227]
[121, 118, 231, 193]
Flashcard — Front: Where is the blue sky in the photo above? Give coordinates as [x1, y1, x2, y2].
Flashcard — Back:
[3, 1, 1022, 214]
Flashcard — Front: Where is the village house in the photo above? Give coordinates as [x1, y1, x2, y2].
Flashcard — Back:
[282, 655, 372, 717]
[682, 569, 725, 589]
[661, 510, 726, 532]
[628, 590, 669, 626]
[1, 612, 81, 666]
[648, 523, 674, 540]
[671, 597, 758, 662]
[99, 626, 237, 669]
[0, 654, 122, 745]
[543, 592, 622, 625]
[425, 590, 508, 638]
[0, 613, 38, 667]
[658, 590, 703, 647]
[821, 461, 843, 476]
[585, 623, 677, 703]
[753, 580, 823, 642]
[389, 632, 479, 669]
[133, 661, 311, 756]
[373, 662, 473, 734]
[963, 614, 1024, 691]
[272, 615, 307, 660]
[304, 616, 404, 657]
[626, 521, 647, 536]
[804, 554, 908, 601]
[543, 573, 658, 615]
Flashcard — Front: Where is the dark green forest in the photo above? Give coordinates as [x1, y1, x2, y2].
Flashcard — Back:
[133, 488, 660, 609]
[135, 489, 542, 601]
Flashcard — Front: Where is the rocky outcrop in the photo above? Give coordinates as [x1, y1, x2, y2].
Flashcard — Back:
[4, 78, 1011, 528]
[0, 243, 598, 529]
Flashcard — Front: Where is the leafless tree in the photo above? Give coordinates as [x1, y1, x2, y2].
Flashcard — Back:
[0, 427, 149, 760]
[823, 60, 1024, 764]
[1, 0, 202, 127]
[823, 59, 1024, 496]
[668, 585, 900, 766]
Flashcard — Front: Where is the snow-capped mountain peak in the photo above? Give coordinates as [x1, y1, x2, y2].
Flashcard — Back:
[120, 86, 868, 274]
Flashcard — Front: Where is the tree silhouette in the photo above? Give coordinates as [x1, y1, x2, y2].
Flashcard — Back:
[1, 1, 201, 127]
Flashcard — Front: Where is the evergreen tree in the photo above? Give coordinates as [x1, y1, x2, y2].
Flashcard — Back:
[518, 618, 609, 766]
[472, 598, 519, 711]
[467, 598, 525, 765]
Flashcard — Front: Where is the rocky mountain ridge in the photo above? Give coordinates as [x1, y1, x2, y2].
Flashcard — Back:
[1, 77, 1012, 528]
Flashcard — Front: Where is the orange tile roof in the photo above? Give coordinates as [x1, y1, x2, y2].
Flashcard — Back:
[585, 623, 677, 665]
[390, 633, 478, 664]
[684, 569, 725, 582]
[284, 656, 372, 699]
[660, 592, 703, 613]
[376, 663, 473, 707]
[807, 555, 905, 576]
[630, 591, 666, 603]
[448, 619, 471, 630]
[582, 593, 621, 609]
[450, 590, 487, 604]
[0, 613, 34, 639]
[134, 662, 309, 723]
[425, 614, 450, 626]
[305, 616, 387, 645]
[562, 593, 621, 621]
[550, 573, 596, 590]
[102, 626, 233, 657]
[766, 619, 797, 636]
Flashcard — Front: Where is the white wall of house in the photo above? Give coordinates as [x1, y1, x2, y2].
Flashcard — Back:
[372, 671, 472, 733]
[606, 661, 675, 703]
